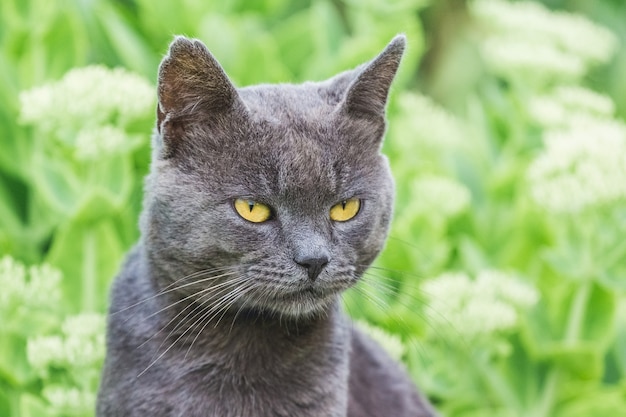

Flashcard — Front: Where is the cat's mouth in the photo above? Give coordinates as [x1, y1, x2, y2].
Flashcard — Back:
[241, 260, 358, 313]
[241, 266, 357, 316]
[278, 284, 334, 301]
[258, 283, 344, 316]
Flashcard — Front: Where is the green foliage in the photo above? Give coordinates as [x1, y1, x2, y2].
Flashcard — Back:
[1, 0, 625, 416]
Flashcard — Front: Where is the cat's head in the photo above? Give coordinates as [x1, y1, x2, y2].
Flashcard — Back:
[142, 36, 405, 318]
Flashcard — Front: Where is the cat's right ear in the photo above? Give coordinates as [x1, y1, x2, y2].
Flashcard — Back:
[340, 35, 406, 120]
[156, 36, 245, 156]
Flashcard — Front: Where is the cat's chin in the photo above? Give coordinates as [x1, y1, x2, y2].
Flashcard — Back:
[247, 287, 340, 319]
[280, 289, 339, 317]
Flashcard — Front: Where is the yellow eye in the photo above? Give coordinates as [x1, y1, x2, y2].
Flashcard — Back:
[330, 198, 361, 222]
[234, 199, 272, 223]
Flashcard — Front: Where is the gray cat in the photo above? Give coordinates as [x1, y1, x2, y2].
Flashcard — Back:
[96, 35, 437, 417]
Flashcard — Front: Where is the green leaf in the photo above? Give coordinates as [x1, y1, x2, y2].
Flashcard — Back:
[581, 283, 617, 348]
[46, 219, 126, 313]
[0, 335, 33, 388]
[96, 2, 157, 77]
[554, 385, 626, 417]
[0, 172, 25, 237]
[72, 191, 121, 225]
[610, 301, 626, 377]
[31, 153, 82, 215]
[32, 151, 134, 221]
[20, 393, 54, 417]
[490, 336, 542, 411]
[0, 388, 10, 417]
[525, 283, 616, 348]
[273, 11, 317, 80]
[598, 265, 626, 292]
[523, 282, 616, 379]
[543, 246, 589, 282]
[457, 237, 489, 275]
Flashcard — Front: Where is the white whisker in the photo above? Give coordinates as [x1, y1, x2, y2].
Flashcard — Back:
[115, 266, 238, 316]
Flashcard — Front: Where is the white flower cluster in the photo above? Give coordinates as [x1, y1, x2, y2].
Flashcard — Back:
[528, 118, 626, 213]
[391, 93, 465, 151]
[42, 386, 95, 414]
[74, 124, 140, 160]
[19, 65, 155, 160]
[408, 176, 471, 219]
[528, 86, 615, 129]
[24, 312, 104, 414]
[471, 0, 617, 83]
[0, 256, 62, 321]
[27, 313, 105, 373]
[422, 270, 539, 338]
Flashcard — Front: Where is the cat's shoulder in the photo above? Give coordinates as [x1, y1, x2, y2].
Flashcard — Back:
[106, 245, 161, 339]
[109, 245, 147, 310]
[348, 327, 438, 417]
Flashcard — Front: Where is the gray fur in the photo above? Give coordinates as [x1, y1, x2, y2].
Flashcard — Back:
[97, 35, 437, 417]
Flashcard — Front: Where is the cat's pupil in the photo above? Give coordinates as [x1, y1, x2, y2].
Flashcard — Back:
[341, 201, 347, 210]
[248, 201, 254, 212]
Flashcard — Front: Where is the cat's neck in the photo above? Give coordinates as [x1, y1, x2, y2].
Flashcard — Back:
[183, 303, 350, 377]
[167, 304, 352, 416]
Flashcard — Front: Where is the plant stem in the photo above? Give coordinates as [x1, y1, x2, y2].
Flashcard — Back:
[477, 359, 520, 410]
[82, 230, 96, 312]
[10, 390, 20, 417]
[601, 238, 626, 270]
[564, 282, 591, 344]
[534, 282, 592, 417]
[535, 369, 559, 417]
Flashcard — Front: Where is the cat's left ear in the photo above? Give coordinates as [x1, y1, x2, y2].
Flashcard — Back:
[340, 35, 406, 119]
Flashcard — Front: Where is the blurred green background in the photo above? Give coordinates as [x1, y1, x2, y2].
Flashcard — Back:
[1, 0, 626, 416]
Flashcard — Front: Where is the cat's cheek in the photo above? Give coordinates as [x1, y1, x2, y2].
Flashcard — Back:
[208, 216, 281, 258]
[330, 221, 367, 257]
[350, 211, 391, 269]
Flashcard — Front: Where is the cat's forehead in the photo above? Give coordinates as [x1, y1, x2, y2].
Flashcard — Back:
[236, 82, 365, 157]
[253, 139, 371, 213]
[237, 83, 344, 177]
[220, 87, 377, 204]
[239, 115, 345, 203]
[238, 82, 336, 123]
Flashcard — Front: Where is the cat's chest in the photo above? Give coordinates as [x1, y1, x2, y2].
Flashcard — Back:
[127, 310, 351, 417]
[144, 362, 349, 417]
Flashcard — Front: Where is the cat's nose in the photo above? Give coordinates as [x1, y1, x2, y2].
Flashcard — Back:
[294, 255, 329, 281]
